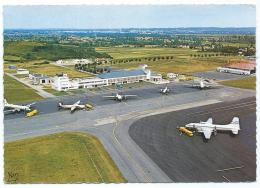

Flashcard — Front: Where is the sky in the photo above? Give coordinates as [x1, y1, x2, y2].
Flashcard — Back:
[3, 5, 256, 29]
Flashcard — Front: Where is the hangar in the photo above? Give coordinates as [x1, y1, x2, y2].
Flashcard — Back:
[217, 60, 256, 75]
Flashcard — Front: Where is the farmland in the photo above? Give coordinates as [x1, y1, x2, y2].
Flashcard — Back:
[4, 132, 126, 183]
[96, 47, 244, 74]
[96, 47, 198, 59]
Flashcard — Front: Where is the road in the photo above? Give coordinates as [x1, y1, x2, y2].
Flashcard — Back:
[4, 82, 256, 182]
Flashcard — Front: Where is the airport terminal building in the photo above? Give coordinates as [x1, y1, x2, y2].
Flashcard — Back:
[51, 65, 164, 91]
[98, 69, 148, 85]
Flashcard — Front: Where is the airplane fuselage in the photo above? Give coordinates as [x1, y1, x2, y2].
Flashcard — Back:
[186, 123, 239, 133]
[59, 104, 85, 109]
[115, 94, 123, 101]
[160, 87, 170, 94]
[5, 104, 30, 111]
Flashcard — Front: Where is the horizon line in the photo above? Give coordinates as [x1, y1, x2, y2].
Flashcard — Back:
[4, 26, 256, 30]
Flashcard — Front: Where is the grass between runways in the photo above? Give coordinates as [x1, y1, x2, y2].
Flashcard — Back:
[218, 76, 256, 90]
[4, 74, 43, 103]
[4, 132, 127, 183]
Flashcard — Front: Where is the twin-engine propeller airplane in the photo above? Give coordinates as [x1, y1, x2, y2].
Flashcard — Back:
[185, 117, 240, 140]
[160, 86, 170, 94]
[103, 93, 138, 102]
[190, 79, 219, 89]
[58, 100, 93, 113]
[4, 99, 35, 113]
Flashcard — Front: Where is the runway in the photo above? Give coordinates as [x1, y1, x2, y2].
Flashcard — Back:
[129, 97, 256, 182]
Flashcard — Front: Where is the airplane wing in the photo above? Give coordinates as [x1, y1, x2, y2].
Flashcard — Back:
[201, 127, 213, 139]
[26, 102, 36, 107]
[124, 95, 137, 98]
[4, 109, 17, 113]
[123, 95, 138, 99]
[206, 118, 213, 124]
[73, 100, 81, 105]
[103, 96, 116, 99]
[190, 84, 200, 88]
[70, 106, 77, 113]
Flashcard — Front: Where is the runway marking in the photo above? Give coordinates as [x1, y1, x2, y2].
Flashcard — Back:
[217, 165, 245, 172]
[222, 176, 231, 182]
[94, 117, 116, 126]
[112, 120, 152, 183]
[83, 142, 105, 183]
[183, 101, 256, 118]
[93, 99, 221, 126]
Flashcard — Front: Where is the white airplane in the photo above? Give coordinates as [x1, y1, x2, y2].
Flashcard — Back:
[160, 86, 170, 94]
[58, 100, 93, 113]
[185, 117, 240, 140]
[103, 93, 137, 102]
[190, 79, 218, 89]
[4, 99, 35, 113]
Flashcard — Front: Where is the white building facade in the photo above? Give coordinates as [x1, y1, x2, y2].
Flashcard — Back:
[17, 68, 29, 75]
[51, 64, 166, 91]
[52, 73, 70, 91]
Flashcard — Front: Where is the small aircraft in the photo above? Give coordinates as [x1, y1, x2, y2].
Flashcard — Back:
[4, 99, 35, 113]
[190, 79, 218, 89]
[185, 117, 240, 140]
[103, 93, 138, 102]
[58, 100, 93, 113]
[160, 86, 170, 94]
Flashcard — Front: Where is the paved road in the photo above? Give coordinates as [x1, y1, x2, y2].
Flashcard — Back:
[129, 97, 256, 182]
[4, 82, 256, 182]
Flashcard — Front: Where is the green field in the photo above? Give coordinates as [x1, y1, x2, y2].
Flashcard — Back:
[4, 132, 126, 183]
[4, 74, 43, 103]
[96, 47, 197, 59]
[4, 61, 92, 78]
[96, 47, 243, 74]
[219, 76, 256, 90]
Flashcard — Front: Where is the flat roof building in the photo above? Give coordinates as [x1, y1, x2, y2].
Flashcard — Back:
[217, 60, 256, 75]
[98, 69, 148, 85]
[17, 68, 29, 75]
[29, 73, 51, 85]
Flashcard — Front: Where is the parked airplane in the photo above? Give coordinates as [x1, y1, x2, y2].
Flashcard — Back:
[103, 93, 137, 102]
[190, 79, 218, 89]
[160, 86, 170, 94]
[4, 99, 35, 113]
[185, 117, 240, 140]
[58, 100, 93, 113]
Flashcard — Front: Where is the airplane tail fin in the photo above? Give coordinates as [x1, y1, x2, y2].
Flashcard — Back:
[200, 81, 205, 88]
[4, 99, 8, 105]
[231, 117, 240, 134]
[58, 102, 63, 109]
